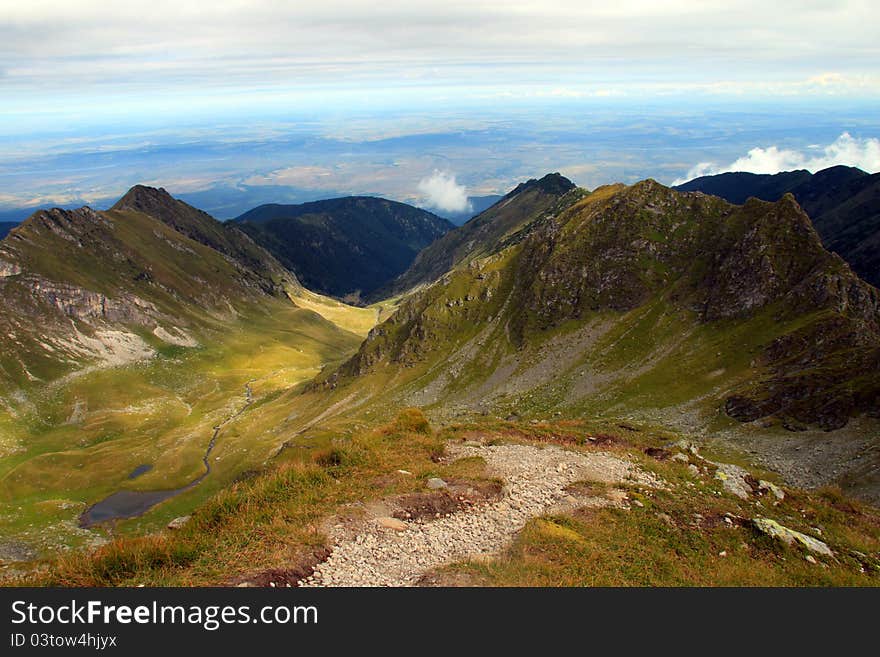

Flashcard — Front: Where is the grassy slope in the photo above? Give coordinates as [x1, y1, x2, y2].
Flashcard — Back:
[4, 179, 879, 585]
[270, 181, 880, 509]
[18, 411, 880, 587]
[0, 205, 291, 391]
[324, 181, 880, 426]
[0, 188, 384, 558]
[0, 297, 369, 557]
[288, 288, 378, 337]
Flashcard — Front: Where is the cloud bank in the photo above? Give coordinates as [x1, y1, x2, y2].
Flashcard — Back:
[2, 1, 879, 105]
[418, 171, 471, 214]
[674, 132, 880, 184]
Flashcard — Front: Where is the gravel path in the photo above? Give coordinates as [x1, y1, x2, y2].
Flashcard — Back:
[302, 442, 660, 587]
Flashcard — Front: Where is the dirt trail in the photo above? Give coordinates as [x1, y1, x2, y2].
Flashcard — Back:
[302, 442, 661, 587]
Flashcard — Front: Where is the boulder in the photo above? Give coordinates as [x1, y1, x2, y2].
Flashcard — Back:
[757, 480, 785, 501]
[166, 515, 191, 530]
[376, 517, 408, 532]
[713, 463, 754, 500]
[673, 440, 699, 455]
[752, 517, 833, 556]
[426, 477, 448, 490]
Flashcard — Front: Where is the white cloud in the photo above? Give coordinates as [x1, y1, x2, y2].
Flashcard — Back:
[673, 132, 880, 184]
[2, 2, 879, 101]
[417, 171, 471, 214]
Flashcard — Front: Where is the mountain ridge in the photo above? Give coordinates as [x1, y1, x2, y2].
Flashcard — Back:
[675, 165, 880, 287]
[320, 179, 880, 437]
[112, 185, 299, 296]
[0, 186, 304, 390]
[4, 173, 880, 578]
[371, 172, 579, 301]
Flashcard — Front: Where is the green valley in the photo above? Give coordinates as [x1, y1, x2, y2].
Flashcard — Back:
[1, 176, 878, 587]
[0, 287, 372, 560]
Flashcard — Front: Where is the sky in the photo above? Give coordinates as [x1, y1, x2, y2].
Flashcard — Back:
[1, 1, 879, 218]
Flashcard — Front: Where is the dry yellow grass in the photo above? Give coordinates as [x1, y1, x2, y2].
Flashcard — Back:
[288, 288, 379, 337]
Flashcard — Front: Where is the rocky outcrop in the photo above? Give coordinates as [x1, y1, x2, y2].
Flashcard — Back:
[166, 516, 191, 530]
[752, 517, 833, 556]
[675, 165, 880, 288]
[0, 259, 21, 277]
[27, 276, 158, 326]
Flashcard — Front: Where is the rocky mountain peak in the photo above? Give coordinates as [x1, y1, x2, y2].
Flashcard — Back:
[112, 184, 177, 211]
[110, 185, 192, 229]
[508, 172, 575, 198]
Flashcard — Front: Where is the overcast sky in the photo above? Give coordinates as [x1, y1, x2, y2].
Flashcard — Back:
[2, 0, 879, 114]
[1, 1, 878, 211]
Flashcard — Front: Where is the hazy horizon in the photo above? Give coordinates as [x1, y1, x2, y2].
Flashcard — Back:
[2, 1, 879, 220]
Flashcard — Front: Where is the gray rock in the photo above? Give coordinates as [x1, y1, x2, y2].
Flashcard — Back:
[713, 463, 754, 500]
[673, 440, 699, 455]
[166, 515, 191, 530]
[0, 539, 37, 562]
[671, 453, 689, 463]
[752, 517, 833, 556]
[426, 477, 448, 490]
[757, 480, 785, 501]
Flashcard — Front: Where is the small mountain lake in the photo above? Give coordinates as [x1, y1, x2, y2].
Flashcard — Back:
[79, 488, 184, 525]
[79, 383, 253, 528]
[127, 464, 153, 479]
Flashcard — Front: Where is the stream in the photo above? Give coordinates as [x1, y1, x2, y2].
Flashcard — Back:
[79, 382, 254, 527]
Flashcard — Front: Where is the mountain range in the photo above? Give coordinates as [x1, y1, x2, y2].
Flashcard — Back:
[675, 165, 880, 287]
[373, 173, 578, 300]
[323, 177, 880, 434]
[234, 197, 453, 300]
[1, 171, 879, 573]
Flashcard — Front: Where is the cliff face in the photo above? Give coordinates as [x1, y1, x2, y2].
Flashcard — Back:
[322, 178, 880, 432]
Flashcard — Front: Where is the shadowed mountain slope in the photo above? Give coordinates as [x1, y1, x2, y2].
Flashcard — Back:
[0, 222, 17, 240]
[235, 197, 453, 299]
